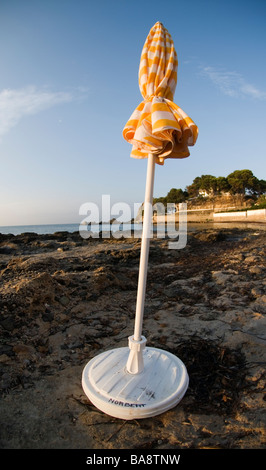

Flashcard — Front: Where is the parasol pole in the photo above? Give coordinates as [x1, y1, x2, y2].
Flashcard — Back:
[134, 153, 156, 340]
[126, 153, 155, 374]
[82, 22, 192, 418]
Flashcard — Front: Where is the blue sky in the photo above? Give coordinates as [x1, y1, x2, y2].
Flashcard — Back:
[0, 0, 265, 226]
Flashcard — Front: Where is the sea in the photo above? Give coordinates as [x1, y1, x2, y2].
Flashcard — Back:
[0, 222, 139, 236]
[0, 221, 265, 236]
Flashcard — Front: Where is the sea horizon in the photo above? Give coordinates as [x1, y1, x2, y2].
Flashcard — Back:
[1, 221, 266, 236]
[0, 222, 143, 236]
[0, 222, 80, 235]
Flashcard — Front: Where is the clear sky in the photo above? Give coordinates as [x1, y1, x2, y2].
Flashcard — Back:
[0, 0, 265, 226]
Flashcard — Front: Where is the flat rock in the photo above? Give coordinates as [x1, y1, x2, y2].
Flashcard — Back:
[0, 227, 265, 449]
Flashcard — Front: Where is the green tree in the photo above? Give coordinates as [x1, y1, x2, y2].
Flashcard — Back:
[216, 176, 230, 193]
[165, 188, 187, 204]
[153, 196, 166, 206]
[186, 177, 202, 197]
[187, 175, 218, 196]
[227, 169, 257, 195]
[154, 169, 265, 203]
[254, 179, 266, 196]
[199, 175, 217, 193]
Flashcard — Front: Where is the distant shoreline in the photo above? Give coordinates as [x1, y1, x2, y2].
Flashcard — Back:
[0, 220, 266, 237]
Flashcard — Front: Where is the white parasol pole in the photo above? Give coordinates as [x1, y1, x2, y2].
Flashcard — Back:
[82, 153, 189, 418]
[126, 153, 155, 374]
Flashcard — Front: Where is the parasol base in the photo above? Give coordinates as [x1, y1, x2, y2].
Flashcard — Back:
[82, 346, 189, 420]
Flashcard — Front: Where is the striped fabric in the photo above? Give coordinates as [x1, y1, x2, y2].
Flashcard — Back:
[123, 22, 198, 165]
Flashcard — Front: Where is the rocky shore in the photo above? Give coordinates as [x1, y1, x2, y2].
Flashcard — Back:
[0, 227, 265, 449]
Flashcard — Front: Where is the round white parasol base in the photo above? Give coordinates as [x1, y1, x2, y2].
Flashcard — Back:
[82, 346, 189, 420]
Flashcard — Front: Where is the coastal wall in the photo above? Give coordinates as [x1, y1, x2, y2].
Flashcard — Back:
[214, 209, 266, 222]
[138, 194, 266, 224]
[154, 209, 213, 224]
[154, 208, 266, 224]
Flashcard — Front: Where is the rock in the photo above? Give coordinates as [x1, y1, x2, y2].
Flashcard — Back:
[0, 227, 265, 449]
[13, 344, 36, 359]
[249, 266, 263, 274]
[0, 245, 16, 254]
[244, 255, 258, 263]
[0, 354, 11, 363]
[0, 317, 16, 331]
[212, 271, 233, 285]
[42, 310, 54, 322]
[58, 295, 70, 306]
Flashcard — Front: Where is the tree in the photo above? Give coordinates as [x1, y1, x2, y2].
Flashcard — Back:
[254, 179, 266, 196]
[227, 169, 258, 195]
[216, 176, 230, 193]
[153, 196, 166, 206]
[186, 177, 202, 197]
[153, 188, 187, 207]
[187, 175, 217, 196]
[154, 169, 264, 203]
[199, 175, 217, 193]
[165, 188, 187, 204]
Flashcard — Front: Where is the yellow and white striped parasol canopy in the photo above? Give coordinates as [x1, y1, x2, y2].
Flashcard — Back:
[123, 21, 198, 165]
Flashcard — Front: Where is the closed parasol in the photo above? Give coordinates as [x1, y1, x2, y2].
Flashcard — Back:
[82, 22, 198, 419]
[123, 21, 198, 165]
